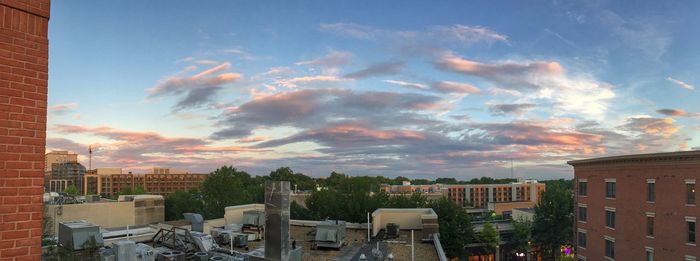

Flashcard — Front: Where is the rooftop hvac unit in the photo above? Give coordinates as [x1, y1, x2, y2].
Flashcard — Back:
[194, 252, 209, 261]
[210, 257, 225, 261]
[58, 221, 104, 250]
[99, 248, 115, 261]
[224, 224, 243, 232]
[135, 243, 156, 261]
[113, 240, 136, 261]
[156, 251, 186, 261]
[386, 223, 400, 239]
[229, 233, 248, 247]
[183, 213, 204, 232]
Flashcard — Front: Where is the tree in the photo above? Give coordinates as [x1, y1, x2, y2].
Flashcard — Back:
[510, 220, 532, 255]
[290, 201, 314, 220]
[477, 223, 500, 255]
[201, 166, 256, 219]
[63, 185, 78, 196]
[165, 190, 204, 221]
[532, 184, 573, 260]
[430, 197, 473, 258]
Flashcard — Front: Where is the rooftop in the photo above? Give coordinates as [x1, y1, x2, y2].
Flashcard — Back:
[567, 150, 700, 166]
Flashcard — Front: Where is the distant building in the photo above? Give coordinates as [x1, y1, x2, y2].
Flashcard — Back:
[45, 150, 78, 172]
[380, 182, 446, 194]
[84, 168, 208, 197]
[46, 162, 86, 194]
[569, 150, 700, 261]
[446, 180, 545, 210]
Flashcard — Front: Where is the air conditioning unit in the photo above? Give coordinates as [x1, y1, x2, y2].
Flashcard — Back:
[113, 240, 136, 261]
[156, 251, 186, 261]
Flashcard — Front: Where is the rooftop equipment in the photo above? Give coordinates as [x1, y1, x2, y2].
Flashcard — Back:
[113, 240, 136, 261]
[58, 220, 104, 250]
[183, 213, 204, 233]
[386, 223, 400, 239]
[155, 250, 186, 261]
[311, 220, 347, 250]
[135, 243, 156, 261]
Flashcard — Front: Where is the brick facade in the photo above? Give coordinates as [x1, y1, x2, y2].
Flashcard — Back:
[0, 0, 50, 260]
[570, 151, 700, 260]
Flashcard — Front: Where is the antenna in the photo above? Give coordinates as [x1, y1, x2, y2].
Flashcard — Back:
[510, 159, 514, 180]
[88, 145, 92, 171]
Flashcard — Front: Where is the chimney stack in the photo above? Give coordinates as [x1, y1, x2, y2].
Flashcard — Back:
[265, 181, 291, 261]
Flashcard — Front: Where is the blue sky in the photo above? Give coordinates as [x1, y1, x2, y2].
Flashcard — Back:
[46, 1, 700, 179]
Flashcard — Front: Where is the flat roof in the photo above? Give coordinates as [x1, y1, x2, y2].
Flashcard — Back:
[567, 150, 700, 166]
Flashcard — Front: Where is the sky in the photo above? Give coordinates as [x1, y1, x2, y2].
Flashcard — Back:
[46, 1, 700, 180]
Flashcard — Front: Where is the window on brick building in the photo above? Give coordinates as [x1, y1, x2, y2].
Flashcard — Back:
[605, 238, 615, 259]
[688, 219, 696, 244]
[687, 180, 696, 205]
[605, 209, 615, 228]
[645, 247, 653, 261]
[578, 206, 587, 222]
[578, 180, 587, 196]
[606, 180, 616, 198]
[646, 215, 654, 237]
[577, 231, 587, 248]
[647, 180, 655, 202]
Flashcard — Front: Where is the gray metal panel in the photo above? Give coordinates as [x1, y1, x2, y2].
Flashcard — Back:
[264, 181, 290, 261]
[183, 213, 204, 232]
[58, 221, 104, 250]
[113, 240, 136, 261]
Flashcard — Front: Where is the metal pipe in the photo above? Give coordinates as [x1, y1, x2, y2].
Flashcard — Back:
[411, 230, 415, 261]
[367, 212, 370, 243]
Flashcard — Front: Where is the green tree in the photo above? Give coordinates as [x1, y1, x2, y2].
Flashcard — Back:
[477, 222, 500, 255]
[290, 201, 315, 220]
[532, 184, 574, 260]
[164, 190, 205, 221]
[510, 220, 533, 255]
[429, 197, 473, 258]
[201, 166, 255, 219]
[63, 185, 79, 196]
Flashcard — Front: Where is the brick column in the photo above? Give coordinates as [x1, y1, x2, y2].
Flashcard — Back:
[0, 0, 50, 260]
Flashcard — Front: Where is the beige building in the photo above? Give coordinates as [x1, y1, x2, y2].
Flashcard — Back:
[46, 195, 164, 235]
[45, 151, 78, 172]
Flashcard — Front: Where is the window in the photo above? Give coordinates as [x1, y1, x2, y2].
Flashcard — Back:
[689, 219, 696, 244]
[606, 209, 616, 228]
[578, 206, 587, 222]
[577, 231, 587, 248]
[687, 181, 696, 205]
[605, 238, 615, 259]
[646, 216, 654, 237]
[606, 180, 616, 198]
[645, 247, 653, 261]
[578, 180, 587, 196]
[647, 180, 655, 202]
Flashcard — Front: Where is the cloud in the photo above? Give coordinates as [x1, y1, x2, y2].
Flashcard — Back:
[343, 62, 404, 79]
[252, 67, 294, 80]
[656, 109, 692, 117]
[383, 80, 428, 91]
[296, 51, 353, 68]
[274, 75, 348, 88]
[319, 23, 508, 49]
[49, 103, 78, 115]
[435, 54, 614, 118]
[667, 77, 694, 90]
[488, 103, 536, 116]
[621, 117, 678, 137]
[211, 88, 444, 139]
[431, 81, 481, 94]
[51, 124, 261, 170]
[147, 63, 242, 111]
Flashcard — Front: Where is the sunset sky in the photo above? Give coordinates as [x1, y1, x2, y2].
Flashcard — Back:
[46, 1, 700, 179]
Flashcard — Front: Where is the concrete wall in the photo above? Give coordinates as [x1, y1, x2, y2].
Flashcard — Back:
[511, 209, 535, 222]
[224, 204, 264, 224]
[46, 196, 164, 235]
[0, 0, 51, 259]
[487, 201, 536, 215]
[371, 208, 437, 236]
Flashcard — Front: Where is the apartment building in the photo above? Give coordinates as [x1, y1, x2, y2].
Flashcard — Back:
[569, 151, 700, 261]
[46, 162, 86, 194]
[379, 181, 446, 194]
[45, 150, 78, 172]
[446, 180, 545, 209]
[84, 168, 208, 197]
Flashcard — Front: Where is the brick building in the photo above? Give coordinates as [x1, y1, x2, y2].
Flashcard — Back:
[83, 168, 209, 197]
[0, 0, 51, 260]
[45, 161, 86, 194]
[447, 180, 545, 209]
[569, 151, 700, 261]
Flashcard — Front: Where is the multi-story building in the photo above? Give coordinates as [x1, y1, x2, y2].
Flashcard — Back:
[46, 162, 86, 194]
[569, 150, 700, 261]
[380, 181, 446, 194]
[84, 168, 208, 197]
[45, 150, 78, 172]
[447, 180, 545, 209]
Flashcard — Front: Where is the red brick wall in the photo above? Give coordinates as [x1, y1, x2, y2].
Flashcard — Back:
[574, 161, 700, 260]
[0, 0, 49, 260]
